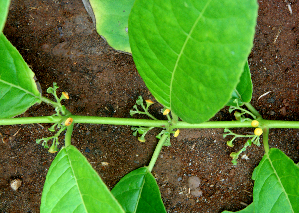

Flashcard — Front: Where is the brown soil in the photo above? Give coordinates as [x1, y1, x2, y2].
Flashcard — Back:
[0, 0, 298, 212]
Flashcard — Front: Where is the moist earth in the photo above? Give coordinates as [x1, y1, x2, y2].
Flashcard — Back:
[0, 0, 298, 212]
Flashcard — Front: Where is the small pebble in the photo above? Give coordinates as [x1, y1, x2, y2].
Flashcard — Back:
[241, 154, 249, 160]
[10, 179, 22, 191]
[188, 176, 203, 197]
[188, 176, 201, 189]
[101, 162, 109, 166]
[191, 189, 203, 197]
[267, 97, 275, 103]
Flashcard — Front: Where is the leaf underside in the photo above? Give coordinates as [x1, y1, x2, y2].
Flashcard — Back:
[41, 145, 124, 213]
[112, 167, 166, 213]
[0, 33, 41, 118]
[129, 0, 258, 123]
[227, 61, 253, 106]
[88, 0, 134, 53]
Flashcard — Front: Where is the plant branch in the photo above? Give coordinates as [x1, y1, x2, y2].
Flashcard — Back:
[262, 127, 270, 154]
[40, 96, 61, 108]
[136, 111, 157, 120]
[244, 102, 263, 119]
[1, 116, 299, 129]
[147, 133, 169, 172]
[65, 123, 74, 147]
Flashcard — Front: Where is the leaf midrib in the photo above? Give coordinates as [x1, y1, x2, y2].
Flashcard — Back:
[234, 89, 243, 101]
[134, 173, 146, 213]
[169, 0, 213, 107]
[0, 78, 40, 100]
[267, 153, 294, 213]
[67, 150, 89, 213]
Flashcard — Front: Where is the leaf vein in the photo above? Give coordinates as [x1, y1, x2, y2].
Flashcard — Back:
[267, 154, 295, 213]
[169, 0, 213, 108]
[0, 79, 40, 100]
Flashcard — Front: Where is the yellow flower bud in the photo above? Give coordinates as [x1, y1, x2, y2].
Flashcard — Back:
[145, 99, 154, 104]
[138, 137, 146, 142]
[62, 92, 69, 99]
[48, 144, 58, 153]
[251, 120, 259, 127]
[234, 111, 241, 120]
[163, 109, 170, 115]
[64, 117, 73, 126]
[48, 149, 58, 153]
[254, 128, 263, 136]
[174, 129, 180, 137]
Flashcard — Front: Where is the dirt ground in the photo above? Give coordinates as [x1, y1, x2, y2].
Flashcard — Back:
[0, 0, 298, 212]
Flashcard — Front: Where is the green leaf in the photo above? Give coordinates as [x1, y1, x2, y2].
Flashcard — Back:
[111, 167, 166, 213]
[41, 145, 125, 213]
[227, 61, 253, 106]
[252, 148, 299, 213]
[0, 33, 41, 118]
[88, 0, 134, 53]
[129, 0, 258, 123]
[0, 0, 10, 32]
[222, 203, 254, 213]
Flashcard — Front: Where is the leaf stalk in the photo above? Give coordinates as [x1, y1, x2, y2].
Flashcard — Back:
[147, 133, 169, 172]
[262, 127, 270, 154]
[65, 123, 74, 147]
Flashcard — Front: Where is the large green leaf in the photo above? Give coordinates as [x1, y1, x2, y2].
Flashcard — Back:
[87, 0, 134, 53]
[227, 61, 253, 106]
[252, 148, 299, 213]
[222, 203, 254, 213]
[0, 0, 10, 32]
[0, 33, 41, 118]
[129, 0, 258, 123]
[41, 145, 125, 213]
[112, 167, 166, 213]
